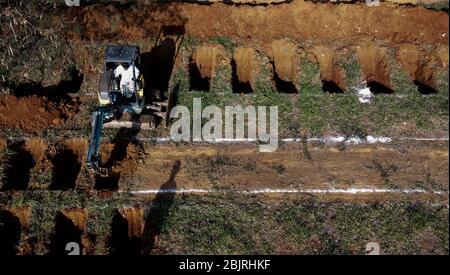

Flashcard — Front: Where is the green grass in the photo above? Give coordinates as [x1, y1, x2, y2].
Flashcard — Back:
[340, 55, 362, 92]
[298, 61, 322, 95]
[1, 191, 448, 255]
[209, 36, 237, 54]
[391, 66, 418, 95]
[155, 195, 449, 255]
[297, 93, 366, 137]
[182, 36, 201, 49]
[423, 1, 449, 12]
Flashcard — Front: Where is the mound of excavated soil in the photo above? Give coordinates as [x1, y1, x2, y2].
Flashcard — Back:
[67, 1, 448, 47]
[0, 96, 66, 133]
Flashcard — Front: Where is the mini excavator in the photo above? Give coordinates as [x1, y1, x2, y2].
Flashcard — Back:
[86, 45, 174, 176]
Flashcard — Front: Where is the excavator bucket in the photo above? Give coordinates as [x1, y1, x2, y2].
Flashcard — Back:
[95, 167, 111, 178]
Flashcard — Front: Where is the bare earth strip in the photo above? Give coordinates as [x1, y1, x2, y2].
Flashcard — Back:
[128, 141, 449, 201]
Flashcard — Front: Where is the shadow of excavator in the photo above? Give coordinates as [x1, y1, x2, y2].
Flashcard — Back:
[141, 25, 185, 102]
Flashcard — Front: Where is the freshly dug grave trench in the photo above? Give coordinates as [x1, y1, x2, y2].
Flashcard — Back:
[141, 37, 178, 97]
[0, 96, 69, 133]
[50, 140, 87, 190]
[95, 141, 146, 191]
[49, 209, 89, 255]
[109, 207, 145, 255]
[232, 47, 259, 93]
[0, 209, 26, 255]
[397, 44, 449, 94]
[190, 45, 226, 91]
[357, 43, 394, 93]
[189, 62, 211, 91]
[1, 142, 38, 191]
[270, 40, 298, 93]
[311, 46, 347, 93]
[0, 207, 31, 255]
[0, 138, 149, 192]
[0, 139, 91, 191]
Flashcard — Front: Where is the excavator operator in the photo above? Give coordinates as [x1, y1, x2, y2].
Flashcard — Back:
[114, 62, 140, 98]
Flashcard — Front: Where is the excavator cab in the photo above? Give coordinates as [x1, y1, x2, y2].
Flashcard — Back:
[98, 45, 145, 114]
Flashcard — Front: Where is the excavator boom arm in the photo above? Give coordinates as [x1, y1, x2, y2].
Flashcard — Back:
[86, 107, 112, 176]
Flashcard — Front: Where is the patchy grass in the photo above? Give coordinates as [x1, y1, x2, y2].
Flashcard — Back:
[0, 1, 76, 87]
[391, 65, 418, 95]
[156, 195, 449, 255]
[340, 54, 362, 92]
[184, 153, 257, 182]
[209, 36, 237, 54]
[298, 61, 322, 95]
[0, 192, 448, 255]
[297, 85, 365, 137]
[0, 190, 134, 255]
[422, 1, 449, 12]
[252, 64, 297, 136]
[181, 36, 201, 49]
[271, 163, 286, 175]
[368, 160, 400, 189]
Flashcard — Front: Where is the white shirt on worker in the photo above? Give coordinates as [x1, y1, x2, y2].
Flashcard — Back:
[114, 65, 140, 91]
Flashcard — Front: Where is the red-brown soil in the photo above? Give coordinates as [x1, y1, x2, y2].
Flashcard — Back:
[269, 40, 298, 83]
[67, 1, 448, 47]
[8, 207, 32, 229]
[118, 207, 145, 239]
[60, 208, 88, 231]
[192, 45, 226, 79]
[233, 47, 260, 90]
[357, 43, 392, 90]
[0, 96, 67, 133]
[311, 46, 347, 91]
[134, 141, 449, 194]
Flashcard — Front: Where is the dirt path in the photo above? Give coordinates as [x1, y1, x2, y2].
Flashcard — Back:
[130, 141, 449, 198]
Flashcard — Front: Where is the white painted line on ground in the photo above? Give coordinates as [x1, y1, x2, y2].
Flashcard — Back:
[82, 93, 442, 98]
[128, 188, 449, 196]
[397, 137, 449, 141]
[104, 121, 152, 130]
[15, 135, 449, 145]
[134, 135, 448, 144]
